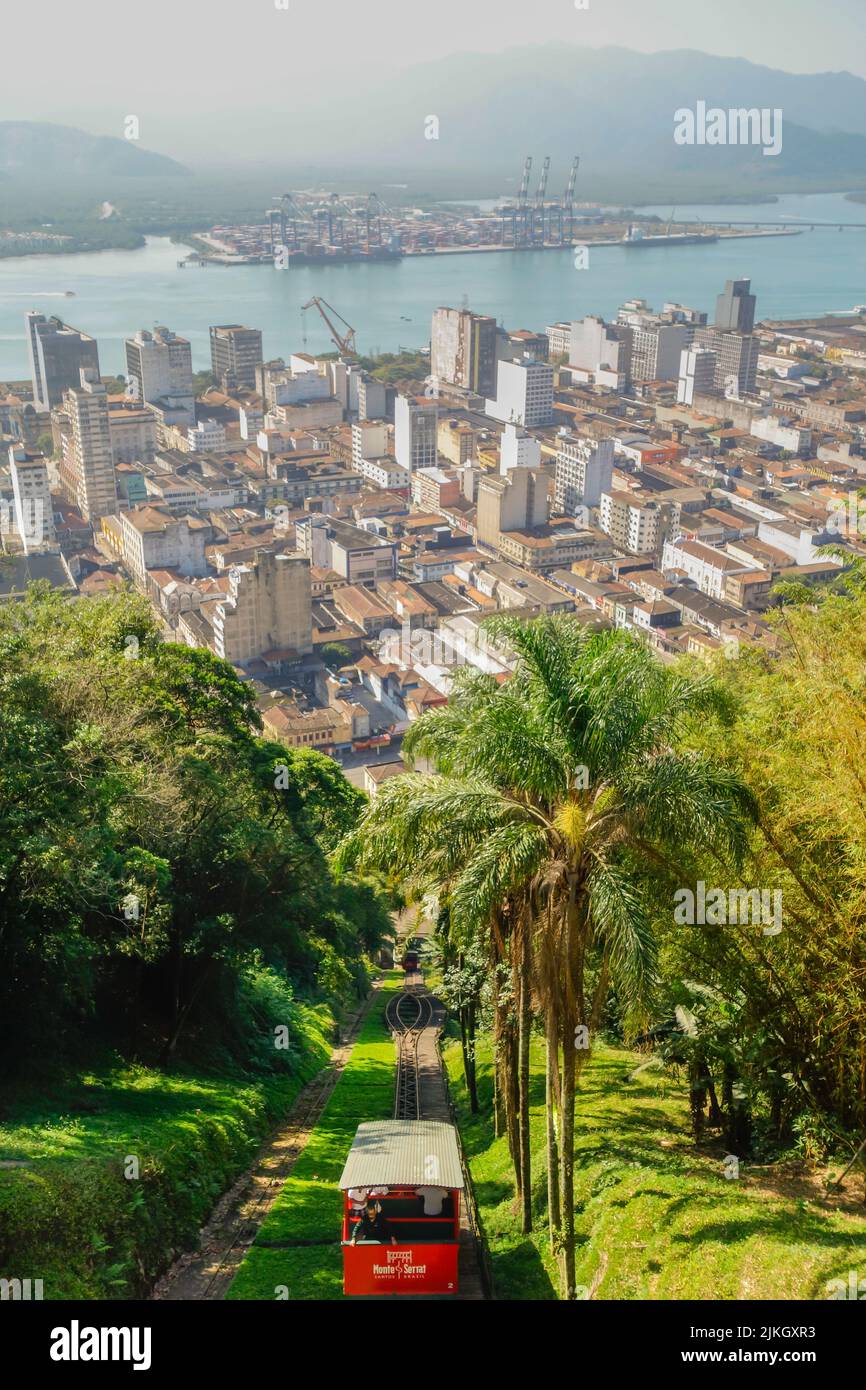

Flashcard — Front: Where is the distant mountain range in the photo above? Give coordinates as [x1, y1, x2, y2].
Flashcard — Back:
[280, 44, 866, 193]
[0, 122, 188, 178]
[4, 46, 866, 199]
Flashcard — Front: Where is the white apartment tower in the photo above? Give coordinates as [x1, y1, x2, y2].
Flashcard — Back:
[554, 434, 615, 513]
[125, 326, 195, 426]
[499, 422, 542, 474]
[486, 358, 554, 428]
[8, 445, 56, 553]
[600, 492, 662, 555]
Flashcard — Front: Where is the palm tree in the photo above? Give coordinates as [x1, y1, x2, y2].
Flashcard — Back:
[336, 617, 755, 1297]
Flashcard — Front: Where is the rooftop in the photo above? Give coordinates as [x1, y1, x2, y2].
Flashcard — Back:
[339, 1121, 464, 1191]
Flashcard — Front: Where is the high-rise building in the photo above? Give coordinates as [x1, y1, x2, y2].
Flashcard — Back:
[568, 316, 632, 385]
[715, 279, 756, 334]
[212, 550, 313, 667]
[476, 465, 549, 551]
[8, 444, 56, 553]
[26, 313, 100, 412]
[499, 423, 541, 474]
[431, 307, 498, 396]
[677, 346, 718, 405]
[486, 358, 554, 428]
[600, 491, 662, 555]
[395, 395, 438, 472]
[554, 434, 615, 513]
[209, 324, 263, 391]
[358, 375, 387, 422]
[125, 327, 195, 426]
[615, 302, 692, 382]
[61, 369, 118, 523]
[693, 328, 759, 397]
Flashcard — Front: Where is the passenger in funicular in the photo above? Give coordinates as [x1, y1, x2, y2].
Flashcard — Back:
[350, 1197, 397, 1247]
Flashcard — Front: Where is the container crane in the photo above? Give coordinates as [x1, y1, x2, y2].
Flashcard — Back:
[301, 296, 358, 357]
[360, 192, 390, 248]
[532, 155, 551, 244]
[516, 155, 533, 246]
[556, 156, 580, 244]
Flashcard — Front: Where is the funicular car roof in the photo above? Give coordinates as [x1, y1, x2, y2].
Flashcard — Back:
[339, 1121, 464, 1191]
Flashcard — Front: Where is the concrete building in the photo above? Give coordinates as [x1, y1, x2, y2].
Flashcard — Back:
[438, 419, 479, 467]
[213, 550, 313, 668]
[395, 395, 438, 472]
[60, 370, 118, 523]
[352, 421, 389, 469]
[26, 313, 100, 412]
[694, 327, 759, 397]
[187, 418, 226, 452]
[600, 491, 662, 555]
[486, 358, 554, 428]
[209, 324, 263, 392]
[411, 467, 461, 512]
[359, 458, 410, 490]
[108, 400, 157, 466]
[554, 434, 614, 513]
[476, 465, 549, 551]
[125, 327, 195, 427]
[499, 422, 541, 474]
[716, 279, 756, 334]
[677, 346, 718, 406]
[616, 302, 691, 383]
[296, 515, 398, 586]
[117, 506, 211, 587]
[358, 375, 387, 422]
[8, 445, 56, 553]
[431, 307, 498, 396]
[568, 316, 632, 382]
[750, 415, 813, 455]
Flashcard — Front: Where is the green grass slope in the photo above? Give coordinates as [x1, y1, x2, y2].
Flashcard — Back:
[0, 1003, 333, 1299]
[226, 975, 401, 1301]
[445, 1036, 866, 1301]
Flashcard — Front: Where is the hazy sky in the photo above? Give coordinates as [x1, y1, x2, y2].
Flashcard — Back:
[3, 0, 865, 162]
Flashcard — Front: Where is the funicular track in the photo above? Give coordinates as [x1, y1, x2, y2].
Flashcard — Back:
[386, 973, 434, 1120]
[387, 968, 488, 1298]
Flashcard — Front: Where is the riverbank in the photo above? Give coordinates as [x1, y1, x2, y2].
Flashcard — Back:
[1, 191, 865, 376]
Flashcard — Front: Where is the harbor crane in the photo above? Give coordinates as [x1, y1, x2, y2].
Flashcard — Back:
[360, 192, 390, 248]
[315, 193, 359, 248]
[516, 154, 533, 245]
[301, 296, 358, 357]
[532, 155, 551, 244]
[266, 192, 304, 254]
[557, 156, 580, 243]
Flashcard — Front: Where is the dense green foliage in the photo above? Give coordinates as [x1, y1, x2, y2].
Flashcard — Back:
[0, 587, 388, 1076]
[340, 591, 866, 1298]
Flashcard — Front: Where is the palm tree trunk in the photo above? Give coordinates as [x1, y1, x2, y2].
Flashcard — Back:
[518, 915, 533, 1234]
[546, 1023, 561, 1243]
[559, 1008, 577, 1299]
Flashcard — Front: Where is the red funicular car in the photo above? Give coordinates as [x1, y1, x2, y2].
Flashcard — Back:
[340, 1120, 464, 1297]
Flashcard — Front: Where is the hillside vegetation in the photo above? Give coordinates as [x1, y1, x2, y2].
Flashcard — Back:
[0, 587, 388, 1296]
